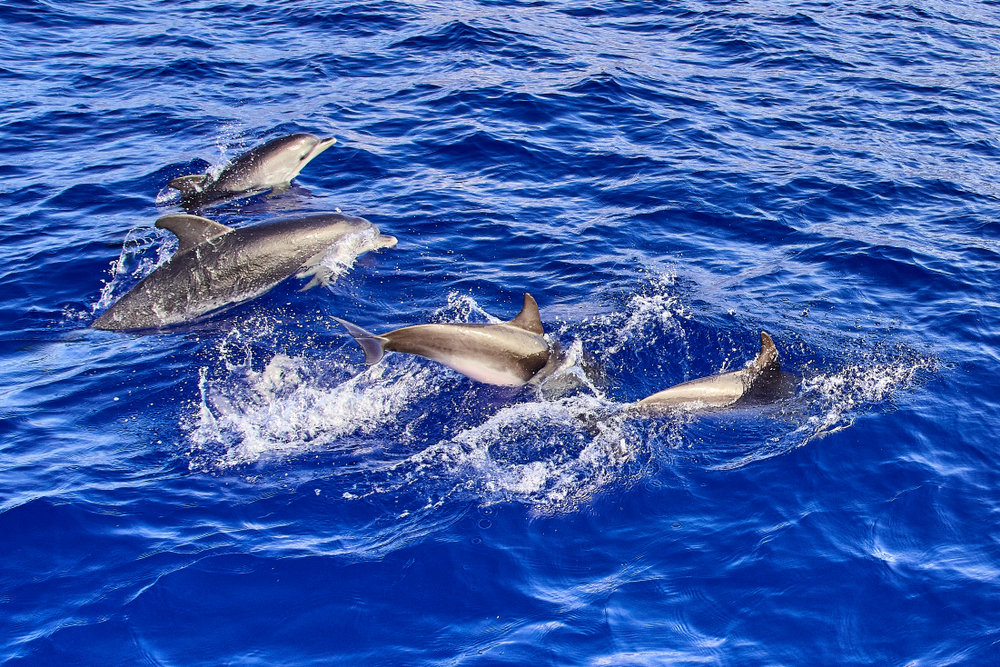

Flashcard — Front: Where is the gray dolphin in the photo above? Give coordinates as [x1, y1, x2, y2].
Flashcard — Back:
[333, 294, 551, 386]
[630, 332, 796, 412]
[168, 133, 337, 205]
[92, 212, 396, 331]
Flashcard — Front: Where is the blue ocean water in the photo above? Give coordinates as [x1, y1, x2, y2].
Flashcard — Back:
[2, 0, 999, 664]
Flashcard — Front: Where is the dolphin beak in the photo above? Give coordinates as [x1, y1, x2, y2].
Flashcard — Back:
[311, 137, 337, 157]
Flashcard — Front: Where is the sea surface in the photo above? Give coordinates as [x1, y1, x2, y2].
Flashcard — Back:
[2, 1, 999, 664]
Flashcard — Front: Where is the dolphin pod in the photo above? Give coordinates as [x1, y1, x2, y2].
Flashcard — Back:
[93, 129, 796, 412]
[92, 212, 396, 331]
[168, 133, 337, 206]
[332, 294, 550, 386]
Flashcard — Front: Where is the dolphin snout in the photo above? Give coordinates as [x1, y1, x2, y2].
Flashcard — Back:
[310, 137, 337, 156]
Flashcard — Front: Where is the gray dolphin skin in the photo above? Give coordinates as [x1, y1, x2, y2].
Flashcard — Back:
[92, 212, 397, 331]
[631, 332, 795, 411]
[168, 133, 337, 204]
[333, 294, 551, 386]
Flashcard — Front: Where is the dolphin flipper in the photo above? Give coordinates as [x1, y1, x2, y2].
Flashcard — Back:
[332, 317, 387, 365]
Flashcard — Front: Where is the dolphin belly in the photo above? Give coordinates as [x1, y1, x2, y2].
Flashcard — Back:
[635, 372, 747, 409]
[385, 325, 549, 386]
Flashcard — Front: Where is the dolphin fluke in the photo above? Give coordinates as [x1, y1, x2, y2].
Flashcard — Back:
[332, 317, 388, 365]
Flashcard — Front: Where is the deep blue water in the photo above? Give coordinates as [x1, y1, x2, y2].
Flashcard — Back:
[3, 0, 1000, 664]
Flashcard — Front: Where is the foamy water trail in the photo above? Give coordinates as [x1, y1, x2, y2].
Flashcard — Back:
[710, 353, 937, 471]
[369, 395, 642, 515]
[183, 286, 934, 512]
[186, 350, 458, 470]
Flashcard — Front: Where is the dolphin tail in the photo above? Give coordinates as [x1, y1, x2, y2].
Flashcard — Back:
[168, 174, 210, 195]
[332, 317, 387, 365]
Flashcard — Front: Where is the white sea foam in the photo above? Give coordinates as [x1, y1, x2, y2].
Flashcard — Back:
[710, 353, 936, 471]
[186, 349, 455, 470]
[374, 395, 637, 514]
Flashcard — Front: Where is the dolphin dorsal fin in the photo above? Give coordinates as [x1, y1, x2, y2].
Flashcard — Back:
[752, 331, 780, 373]
[155, 214, 233, 253]
[168, 174, 209, 195]
[508, 293, 544, 335]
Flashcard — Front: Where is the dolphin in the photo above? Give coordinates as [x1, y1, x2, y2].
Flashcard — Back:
[333, 294, 551, 386]
[630, 332, 796, 412]
[168, 133, 337, 205]
[92, 212, 396, 331]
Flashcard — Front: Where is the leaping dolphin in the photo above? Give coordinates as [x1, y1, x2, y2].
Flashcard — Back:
[630, 332, 796, 412]
[333, 294, 551, 386]
[92, 212, 396, 331]
[168, 133, 337, 206]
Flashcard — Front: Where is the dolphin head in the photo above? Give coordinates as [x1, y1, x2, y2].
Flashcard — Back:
[252, 133, 337, 183]
[205, 133, 337, 194]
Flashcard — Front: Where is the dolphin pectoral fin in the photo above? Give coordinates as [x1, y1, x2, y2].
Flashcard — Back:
[268, 182, 290, 196]
[332, 317, 387, 365]
[508, 293, 544, 335]
[155, 214, 234, 253]
[299, 276, 322, 291]
[168, 174, 209, 195]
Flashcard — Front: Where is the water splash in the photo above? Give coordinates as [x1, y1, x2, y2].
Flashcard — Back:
[707, 350, 937, 471]
[592, 272, 691, 356]
[185, 348, 456, 471]
[92, 225, 175, 314]
[302, 226, 396, 289]
[369, 395, 643, 516]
